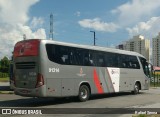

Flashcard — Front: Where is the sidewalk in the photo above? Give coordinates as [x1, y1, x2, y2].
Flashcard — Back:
[0, 82, 9, 86]
[0, 82, 13, 94]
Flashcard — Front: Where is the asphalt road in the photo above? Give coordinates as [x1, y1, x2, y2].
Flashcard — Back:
[0, 87, 160, 117]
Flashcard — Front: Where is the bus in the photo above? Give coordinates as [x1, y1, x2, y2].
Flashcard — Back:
[13, 39, 151, 102]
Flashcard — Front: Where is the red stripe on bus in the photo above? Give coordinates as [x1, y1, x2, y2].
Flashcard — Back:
[93, 69, 104, 94]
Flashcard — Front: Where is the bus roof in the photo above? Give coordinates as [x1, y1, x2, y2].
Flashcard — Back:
[26, 39, 145, 58]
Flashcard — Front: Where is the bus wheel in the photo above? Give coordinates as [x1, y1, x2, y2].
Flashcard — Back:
[132, 83, 140, 94]
[78, 85, 90, 102]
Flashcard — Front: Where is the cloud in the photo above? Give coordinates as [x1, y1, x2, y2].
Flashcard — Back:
[0, 0, 39, 24]
[78, 18, 119, 32]
[0, 0, 46, 59]
[126, 17, 160, 38]
[17, 24, 46, 39]
[30, 17, 44, 29]
[111, 0, 160, 26]
[75, 11, 81, 17]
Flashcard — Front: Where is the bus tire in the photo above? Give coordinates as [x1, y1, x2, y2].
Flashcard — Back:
[132, 83, 140, 95]
[78, 85, 90, 102]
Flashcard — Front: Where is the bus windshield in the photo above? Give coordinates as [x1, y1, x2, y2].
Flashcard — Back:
[139, 57, 150, 78]
[13, 39, 40, 57]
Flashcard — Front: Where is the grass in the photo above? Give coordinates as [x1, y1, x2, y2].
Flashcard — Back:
[0, 77, 9, 82]
[150, 82, 160, 87]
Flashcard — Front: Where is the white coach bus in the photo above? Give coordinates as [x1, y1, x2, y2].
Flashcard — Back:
[13, 39, 151, 101]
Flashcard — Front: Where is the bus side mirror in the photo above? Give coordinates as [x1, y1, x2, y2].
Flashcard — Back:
[151, 66, 154, 71]
[150, 64, 154, 73]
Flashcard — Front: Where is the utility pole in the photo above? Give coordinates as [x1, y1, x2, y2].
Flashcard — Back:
[90, 31, 96, 46]
[50, 13, 53, 40]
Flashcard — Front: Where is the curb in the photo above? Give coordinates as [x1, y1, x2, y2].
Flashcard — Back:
[150, 87, 159, 89]
[0, 91, 14, 94]
[0, 81, 9, 82]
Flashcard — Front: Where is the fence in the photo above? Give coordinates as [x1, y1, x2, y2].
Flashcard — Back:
[0, 72, 9, 78]
[150, 72, 160, 87]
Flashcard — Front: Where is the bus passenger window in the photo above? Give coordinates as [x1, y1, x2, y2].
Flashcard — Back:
[75, 49, 83, 65]
[122, 63, 126, 68]
[98, 58, 104, 67]
[83, 52, 89, 66]
[84, 56, 91, 66]
[61, 55, 68, 64]
[89, 60, 94, 66]
[132, 64, 137, 68]
[88, 52, 95, 66]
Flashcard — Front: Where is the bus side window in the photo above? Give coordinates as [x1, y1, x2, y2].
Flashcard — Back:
[84, 51, 94, 66]
[120, 55, 140, 69]
[118, 54, 125, 68]
[123, 63, 126, 68]
[129, 56, 140, 69]
[97, 54, 105, 67]
[76, 49, 83, 65]
[89, 52, 94, 66]
[46, 44, 61, 64]
[69, 48, 76, 65]
[61, 55, 68, 64]
[58, 46, 69, 65]
[83, 50, 90, 66]
[112, 54, 118, 67]
[105, 52, 114, 67]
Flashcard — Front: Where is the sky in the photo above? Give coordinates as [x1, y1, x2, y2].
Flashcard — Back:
[1, 0, 160, 59]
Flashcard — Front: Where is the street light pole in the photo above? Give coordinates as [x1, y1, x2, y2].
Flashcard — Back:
[90, 31, 96, 46]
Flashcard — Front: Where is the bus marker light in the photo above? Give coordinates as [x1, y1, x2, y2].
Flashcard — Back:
[36, 73, 44, 88]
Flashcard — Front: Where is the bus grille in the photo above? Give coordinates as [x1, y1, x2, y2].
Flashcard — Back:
[16, 62, 36, 69]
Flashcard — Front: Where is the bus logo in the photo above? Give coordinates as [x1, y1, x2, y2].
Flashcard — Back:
[19, 47, 24, 55]
[111, 69, 119, 74]
[77, 68, 86, 77]
[49, 68, 59, 73]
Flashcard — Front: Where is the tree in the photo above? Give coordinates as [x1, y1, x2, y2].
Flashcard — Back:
[0, 56, 10, 73]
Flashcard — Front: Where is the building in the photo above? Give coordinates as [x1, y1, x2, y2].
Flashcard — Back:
[116, 43, 126, 50]
[152, 33, 160, 66]
[117, 35, 150, 61]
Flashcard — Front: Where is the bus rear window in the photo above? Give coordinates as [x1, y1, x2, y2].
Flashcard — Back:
[13, 39, 40, 57]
